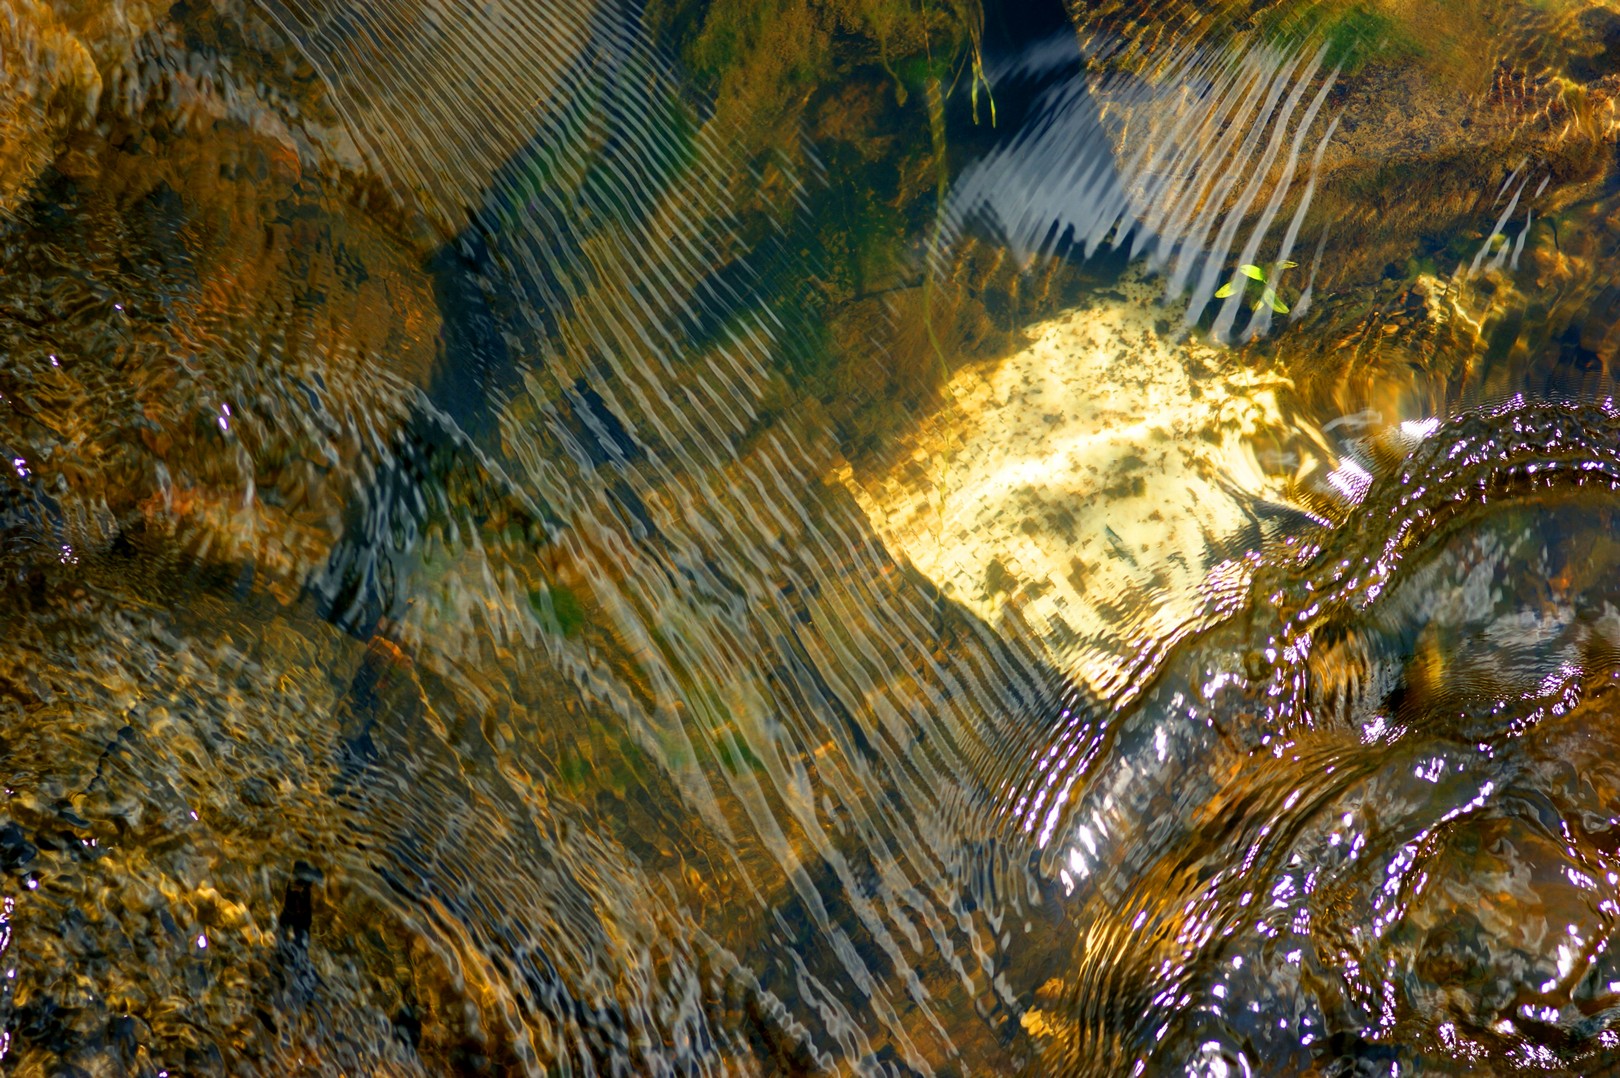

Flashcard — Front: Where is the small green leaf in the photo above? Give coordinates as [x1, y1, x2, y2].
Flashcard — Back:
[1279, 260, 1298, 269]
[1261, 287, 1289, 314]
[1239, 264, 1266, 281]
[1215, 282, 1235, 299]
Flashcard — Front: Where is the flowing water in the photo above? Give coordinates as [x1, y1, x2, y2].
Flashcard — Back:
[3, 0, 1620, 1073]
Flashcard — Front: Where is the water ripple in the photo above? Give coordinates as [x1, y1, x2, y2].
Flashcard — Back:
[3, 0, 1620, 1073]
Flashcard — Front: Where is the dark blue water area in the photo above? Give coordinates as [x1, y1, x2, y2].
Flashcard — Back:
[936, 1, 1141, 281]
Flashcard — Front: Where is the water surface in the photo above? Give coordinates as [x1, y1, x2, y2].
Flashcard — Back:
[3, 0, 1620, 1073]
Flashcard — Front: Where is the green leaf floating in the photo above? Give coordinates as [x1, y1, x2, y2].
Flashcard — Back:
[1219, 264, 1291, 310]
[1255, 287, 1289, 314]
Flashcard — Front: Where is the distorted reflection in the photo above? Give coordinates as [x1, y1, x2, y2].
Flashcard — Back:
[4, 0, 1620, 1073]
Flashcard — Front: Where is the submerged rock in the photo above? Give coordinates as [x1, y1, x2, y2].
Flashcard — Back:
[0, 0, 1066, 1071]
[839, 271, 1320, 694]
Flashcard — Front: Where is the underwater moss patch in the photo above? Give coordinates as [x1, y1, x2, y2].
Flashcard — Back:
[1262, 3, 1424, 74]
[624, 0, 1080, 471]
[557, 736, 649, 798]
[711, 727, 765, 775]
[528, 583, 586, 637]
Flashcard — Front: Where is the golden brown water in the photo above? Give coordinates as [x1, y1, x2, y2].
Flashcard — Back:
[4, 0, 1620, 1074]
